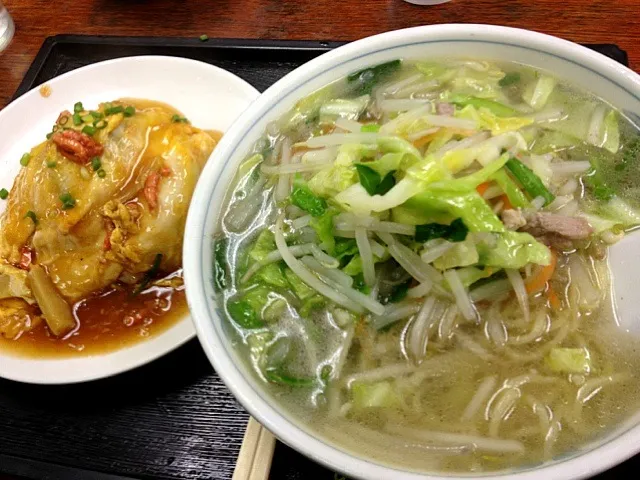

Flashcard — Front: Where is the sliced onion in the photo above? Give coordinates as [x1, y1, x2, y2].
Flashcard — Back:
[275, 137, 292, 201]
[506, 268, 530, 323]
[300, 256, 353, 288]
[382, 73, 423, 95]
[334, 117, 363, 133]
[355, 226, 376, 286]
[407, 127, 440, 142]
[275, 216, 365, 314]
[443, 269, 477, 322]
[420, 239, 455, 264]
[377, 98, 431, 112]
[550, 160, 592, 176]
[305, 132, 379, 148]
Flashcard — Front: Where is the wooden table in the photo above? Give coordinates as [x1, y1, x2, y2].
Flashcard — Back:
[1, 0, 639, 108]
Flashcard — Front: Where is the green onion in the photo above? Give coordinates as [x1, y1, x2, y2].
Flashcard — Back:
[82, 125, 97, 136]
[20, 153, 31, 167]
[58, 115, 69, 126]
[505, 158, 555, 206]
[0, 188, 8, 200]
[90, 110, 103, 120]
[105, 105, 124, 115]
[170, 114, 189, 123]
[123, 106, 135, 117]
[24, 210, 37, 224]
[199, 34, 209, 42]
[59, 192, 76, 210]
[73, 102, 84, 113]
[360, 123, 380, 133]
[93, 119, 107, 130]
[81, 114, 94, 123]
[499, 72, 521, 87]
[46, 132, 53, 140]
[72, 112, 83, 126]
[97, 169, 107, 178]
[91, 157, 102, 171]
[46, 161, 57, 168]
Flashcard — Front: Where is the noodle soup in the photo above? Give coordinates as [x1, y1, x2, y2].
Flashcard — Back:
[212, 58, 640, 473]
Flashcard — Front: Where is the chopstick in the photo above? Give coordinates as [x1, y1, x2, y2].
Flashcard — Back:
[232, 417, 277, 480]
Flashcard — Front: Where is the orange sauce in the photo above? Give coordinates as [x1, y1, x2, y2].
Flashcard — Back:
[0, 272, 187, 358]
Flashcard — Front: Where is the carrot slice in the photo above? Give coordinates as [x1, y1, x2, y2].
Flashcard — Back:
[547, 285, 561, 310]
[144, 172, 161, 210]
[498, 194, 513, 211]
[476, 182, 491, 196]
[525, 250, 557, 294]
[412, 132, 439, 149]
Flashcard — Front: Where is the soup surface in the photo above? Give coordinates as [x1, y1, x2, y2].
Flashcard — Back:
[0, 99, 219, 356]
[215, 58, 640, 473]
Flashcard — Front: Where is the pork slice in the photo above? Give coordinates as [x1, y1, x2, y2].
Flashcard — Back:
[522, 212, 593, 240]
[501, 209, 527, 231]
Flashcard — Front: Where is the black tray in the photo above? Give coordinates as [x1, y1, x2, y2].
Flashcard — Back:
[0, 35, 635, 480]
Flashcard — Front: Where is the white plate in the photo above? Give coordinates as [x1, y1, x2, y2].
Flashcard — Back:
[0, 56, 259, 384]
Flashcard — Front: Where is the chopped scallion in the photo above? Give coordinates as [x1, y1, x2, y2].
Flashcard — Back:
[199, 34, 209, 42]
[97, 169, 107, 178]
[46, 161, 57, 168]
[105, 105, 124, 115]
[170, 114, 189, 123]
[123, 106, 135, 117]
[73, 101, 84, 113]
[20, 153, 31, 167]
[72, 112, 83, 126]
[82, 125, 97, 136]
[0, 188, 8, 200]
[59, 192, 76, 210]
[25, 210, 37, 224]
[91, 157, 102, 171]
[93, 119, 107, 130]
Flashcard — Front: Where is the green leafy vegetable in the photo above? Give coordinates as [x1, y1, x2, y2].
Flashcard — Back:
[352, 381, 400, 409]
[171, 114, 189, 124]
[249, 230, 277, 263]
[477, 231, 551, 269]
[73, 101, 84, 113]
[290, 184, 327, 217]
[355, 164, 397, 196]
[227, 299, 263, 329]
[320, 95, 370, 120]
[255, 263, 289, 288]
[523, 75, 556, 110]
[360, 123, 380, 133]
[546, 347, 591, 374]
[310, 209, 338, 253]
[449, 94, 518, 117]
[505, 158, 555, 206]
[415, 218, 469, 243]
[386, 278, 412, 304]
[265, 368, 315, 387]
[499, 72, 521, 87]
[213, 238, 228, 291]
[347, 59, 402, 95]
[433, 237, 479, 270]
[300, 295, 325, 317]
[285, 268, 316, 300]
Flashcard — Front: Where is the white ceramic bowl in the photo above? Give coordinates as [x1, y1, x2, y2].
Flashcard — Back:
[184, 25, 640, 480]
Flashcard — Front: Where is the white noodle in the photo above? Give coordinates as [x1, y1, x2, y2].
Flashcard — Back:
[407, 280, 433, 299]
[384, 425, 525, 454]
[550, 161, 592, 176]
[275, 138, 292, 201]
[438, 304, 459, 341]
[355, 226, 376, 286]
[345, 363, 416, 386]
[461, 376, 498, 421]
[274, 216, 365, 314]
[300, 256, 353, 288]
[305, 132, 379, 148]
[506, 268, 530, 324]
[444, 269, 477, 322]
[407, 296, 437, 361]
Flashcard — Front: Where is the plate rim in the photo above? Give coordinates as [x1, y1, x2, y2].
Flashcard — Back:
[0, 55, 260, 385]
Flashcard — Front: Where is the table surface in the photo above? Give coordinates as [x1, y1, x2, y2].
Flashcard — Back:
[1, 0, 640, 109]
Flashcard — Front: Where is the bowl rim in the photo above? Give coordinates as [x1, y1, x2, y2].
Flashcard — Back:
[184, 24, 640, 480]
